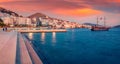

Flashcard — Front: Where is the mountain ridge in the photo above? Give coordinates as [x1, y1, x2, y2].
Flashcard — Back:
[28, 13, 51, 18]
[83, 23, 101, 26]
[0, 7, 21, 17]
[113, 25, 120, 28]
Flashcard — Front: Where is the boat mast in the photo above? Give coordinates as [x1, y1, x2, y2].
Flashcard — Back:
[97, 17, 98, 26]
[104, 16, 106, 27]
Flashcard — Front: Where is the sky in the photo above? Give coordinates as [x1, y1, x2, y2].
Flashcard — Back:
[0, 0, 120, 26]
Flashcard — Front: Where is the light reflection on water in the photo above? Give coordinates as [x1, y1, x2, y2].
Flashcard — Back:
[52, 32, 56, 46]
[28, 33, 33, 40]
[41, 32, 45, 44]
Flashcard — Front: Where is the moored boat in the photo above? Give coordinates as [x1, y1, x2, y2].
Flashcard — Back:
[91, 17, 110, 31]
[91, 26, 109, 31]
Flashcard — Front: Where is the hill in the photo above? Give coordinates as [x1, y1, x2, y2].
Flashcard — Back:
[28, 13, 50, 18]
[113, 25, 120, 28]
[83, 23, 101, 26]
[0, 7, 21, 17]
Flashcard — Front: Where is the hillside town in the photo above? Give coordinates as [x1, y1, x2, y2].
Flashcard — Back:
[0, 7, 91, 29]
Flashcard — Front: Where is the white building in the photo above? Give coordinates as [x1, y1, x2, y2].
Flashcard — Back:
[1, 15, 32, 26]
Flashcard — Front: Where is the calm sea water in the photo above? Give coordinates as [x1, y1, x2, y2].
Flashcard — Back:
[24, 28, 120, 64]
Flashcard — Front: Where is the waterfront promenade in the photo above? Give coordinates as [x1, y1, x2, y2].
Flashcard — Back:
[18, 29, 67, 33]
[0, 32, 17, 64]
[0, 28, 67, 33]
[0, 31, 43, 64]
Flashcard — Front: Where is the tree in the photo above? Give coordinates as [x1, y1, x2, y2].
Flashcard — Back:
[0, 18, 3, 22]
[0, 18, 6, 27]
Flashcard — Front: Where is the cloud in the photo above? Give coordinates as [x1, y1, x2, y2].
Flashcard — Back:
[0, 0, 14, 2]
[1, 0, 120, 13]
[0, 0, 30, 3]
[64, 0, 120, 13]
[0, 0, 120, 26]
[53, 8, 103, 17]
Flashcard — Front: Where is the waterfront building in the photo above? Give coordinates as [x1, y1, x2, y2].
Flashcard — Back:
[0, 16, 32, 27]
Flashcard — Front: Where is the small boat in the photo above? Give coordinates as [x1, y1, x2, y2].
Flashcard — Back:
[91, 17, 110, 31]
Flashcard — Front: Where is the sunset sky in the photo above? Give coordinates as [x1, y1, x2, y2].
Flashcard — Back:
[0, 0, 120, 26]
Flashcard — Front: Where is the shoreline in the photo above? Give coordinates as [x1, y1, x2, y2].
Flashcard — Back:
[0, 28, 67, 33]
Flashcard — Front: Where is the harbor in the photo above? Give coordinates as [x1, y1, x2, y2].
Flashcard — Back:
[24, 28, 120, 64]
[0, 27, 120, 64]
[0, 0, 120, 64]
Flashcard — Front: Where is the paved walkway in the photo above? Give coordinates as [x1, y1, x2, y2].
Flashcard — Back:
[0, 32, 17, 64]
[0, 32, 43, 64]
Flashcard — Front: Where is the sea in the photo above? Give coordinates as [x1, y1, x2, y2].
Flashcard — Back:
[23, 28, 120, 64]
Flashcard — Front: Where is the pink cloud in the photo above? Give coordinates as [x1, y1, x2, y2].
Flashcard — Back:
[0, 0, 120, 26]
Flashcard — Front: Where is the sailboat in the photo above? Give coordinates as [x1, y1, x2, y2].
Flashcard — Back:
[91, 17, 110, 31]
